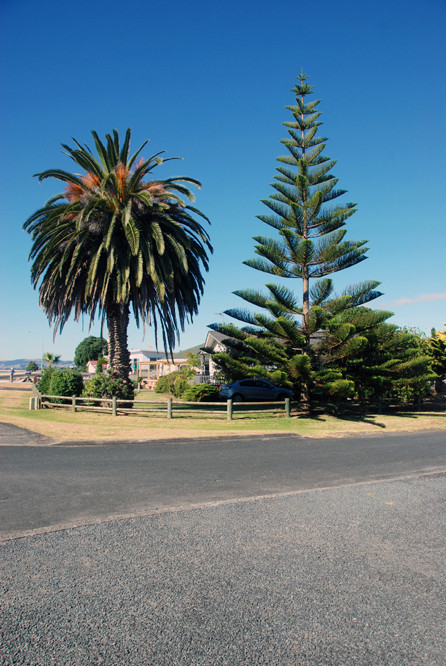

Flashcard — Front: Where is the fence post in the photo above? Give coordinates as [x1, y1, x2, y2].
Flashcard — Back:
[167, 398, 172, 419]
[71, 396, 76, 412]
[285, 398, 290, 418]
[112, 396, 117, 416]
[29, 397, 35, 411]
[227, 399, 233, 420]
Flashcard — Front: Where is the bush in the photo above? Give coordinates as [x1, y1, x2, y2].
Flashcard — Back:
[49, 369, 84, 399]
[95, 357, 108, 374]
[37, 367, 56, 395]
[182, 384, 220, 402]
[155, 370, 189, 398]
[83, 374, 135, 401]
[154, 372, 176, 394]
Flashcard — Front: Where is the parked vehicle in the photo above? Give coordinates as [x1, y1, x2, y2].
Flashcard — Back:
[219, 379, 293, 402]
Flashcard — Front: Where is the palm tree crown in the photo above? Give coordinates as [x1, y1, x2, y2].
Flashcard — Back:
[44, 352, 61, 368]
[24, 129, 212, 380]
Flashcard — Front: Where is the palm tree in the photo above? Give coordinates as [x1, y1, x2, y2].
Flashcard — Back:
[24, 129, 212, 385]
[44, 352, 61, 368]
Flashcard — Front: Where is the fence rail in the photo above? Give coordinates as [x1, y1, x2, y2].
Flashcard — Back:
[29, 392, 292, 420]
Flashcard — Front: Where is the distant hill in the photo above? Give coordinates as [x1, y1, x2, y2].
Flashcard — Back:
[0, 359, 74, 371]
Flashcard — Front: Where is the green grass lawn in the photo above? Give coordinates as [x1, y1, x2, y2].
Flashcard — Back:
[0, 385, 445, 442]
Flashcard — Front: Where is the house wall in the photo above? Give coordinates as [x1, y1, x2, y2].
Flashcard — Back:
[136, 358, 188, 389]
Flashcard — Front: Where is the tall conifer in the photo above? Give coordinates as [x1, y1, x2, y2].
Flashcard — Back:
[244, 72, 379, 342]
[209, 74, 382, 409]
[208, 74, 432, 410]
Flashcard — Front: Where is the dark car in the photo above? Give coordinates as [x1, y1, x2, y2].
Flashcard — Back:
[219, 379, 293, 403]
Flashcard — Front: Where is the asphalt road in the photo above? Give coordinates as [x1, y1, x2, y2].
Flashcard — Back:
[1, 426, 445, 664]
[1, 428, 445, 540]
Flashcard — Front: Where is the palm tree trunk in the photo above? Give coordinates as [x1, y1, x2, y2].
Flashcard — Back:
[106, 303, 131, 381]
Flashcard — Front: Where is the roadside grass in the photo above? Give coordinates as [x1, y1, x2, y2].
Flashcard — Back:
[0, 385, 445, 442]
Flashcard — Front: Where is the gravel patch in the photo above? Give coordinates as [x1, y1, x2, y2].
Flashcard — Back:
[1, 475, 445, 665]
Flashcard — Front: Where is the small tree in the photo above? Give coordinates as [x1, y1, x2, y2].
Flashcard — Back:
[95, 357, 108, 374]
[26, 361, 38, 372]
[183, 352, 199, 379]
[74, 336, 107, 370]
[44, 352, 61, 368]
[37, 367, 56, 394]
[326, 320, 433, 407]
[426, 335, 446, 393]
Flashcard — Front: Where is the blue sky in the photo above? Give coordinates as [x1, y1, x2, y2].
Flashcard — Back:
[1, 0, 445, 361]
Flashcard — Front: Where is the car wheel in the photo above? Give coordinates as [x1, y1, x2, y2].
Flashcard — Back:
[232, 393, 244, 403]
[278, 393, 288, 401]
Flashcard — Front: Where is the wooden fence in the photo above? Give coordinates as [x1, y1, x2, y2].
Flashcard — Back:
[29, 389, 292, 420]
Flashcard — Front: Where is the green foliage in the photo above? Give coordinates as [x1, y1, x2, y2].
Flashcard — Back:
[95, 357, 108, 374]
[24, 128, 212, 381]
[37, 367, 56, 395]
[49, 369, 84, 400]
[83, 374, 135, 400]
[426, 335, 446, 392]
[434, 324, 446, 342]
[183, 352, 199, 379]
[38, 368, 84, 404]
[206, 74, 435, 412]
[155, 370, 189, 398]
[207, 74, 386, 411]
[244, 73, 382, 339]
[324, 320, 434, 405]
[74, 336, 107, 370]
[44, 352, 61, 368]
[182, 384, 220, 402]
[26, 361, 38, 372]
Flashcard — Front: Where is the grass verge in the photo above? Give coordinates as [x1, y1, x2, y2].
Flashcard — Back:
[0, 385, 445, 442]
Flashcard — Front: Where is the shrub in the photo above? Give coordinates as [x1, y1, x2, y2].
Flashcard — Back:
[49, 369, 84, 399]
[173, 375, 189, 398]
[95, 357, 108, 374]
[37, 367, 56, 395]
[182, 384, 220, 402]
[83, 374, 135, 401]
[155, 370, 189, 398]
[154, 372, 176, 394]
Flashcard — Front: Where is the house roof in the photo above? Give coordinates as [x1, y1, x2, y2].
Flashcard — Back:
[174, 344, 204, 357]
[206, 330, 229, 343]
[203, 329, 237, 351]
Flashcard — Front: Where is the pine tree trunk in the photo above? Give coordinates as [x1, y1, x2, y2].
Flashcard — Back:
[302, 271, 310, 341]
[106, 303, 131, 382]
[300, 90, 310, 346]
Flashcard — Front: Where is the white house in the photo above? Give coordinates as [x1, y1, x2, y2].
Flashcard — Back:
[128, 334, 234, 388]
[86, 360, 109, 374]
[191, 331, 235, 384]
[130, 348, 191, 389]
